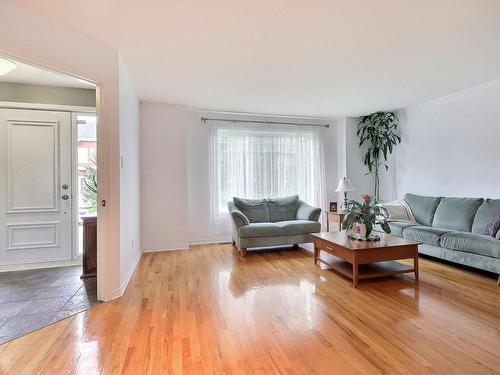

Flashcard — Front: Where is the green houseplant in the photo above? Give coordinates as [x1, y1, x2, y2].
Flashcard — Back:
[342, 194, 391, 238]
[82, 157, 98, 214]
[358, 112, 401, 200]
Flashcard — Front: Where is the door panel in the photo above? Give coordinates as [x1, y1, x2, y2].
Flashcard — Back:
[0, 109, 72, 266]
[7, 121, 59, 212]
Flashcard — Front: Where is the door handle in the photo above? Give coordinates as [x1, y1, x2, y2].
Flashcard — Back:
[61, 194, 69, 200]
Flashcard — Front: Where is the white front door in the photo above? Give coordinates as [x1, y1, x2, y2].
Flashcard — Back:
[0, 108, 73, 266]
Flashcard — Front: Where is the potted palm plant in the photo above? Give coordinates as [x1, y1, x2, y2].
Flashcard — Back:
[358, 112, 401, 200]
[82, 157, 98, 215]
[342, 194, 391, 240]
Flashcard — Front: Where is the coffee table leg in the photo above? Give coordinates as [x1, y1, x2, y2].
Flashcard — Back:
[414, 247, 419, 281]
[314, 244, 319, 265]
[353, 262, 359, 287]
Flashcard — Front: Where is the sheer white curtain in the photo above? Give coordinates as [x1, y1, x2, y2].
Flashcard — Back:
[209, 121, 327, 235]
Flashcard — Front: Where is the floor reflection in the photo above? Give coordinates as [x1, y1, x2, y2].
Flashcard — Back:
[0, 266, 99, 344]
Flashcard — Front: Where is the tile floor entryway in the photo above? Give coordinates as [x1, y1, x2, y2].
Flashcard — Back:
[0, 266, 99, 344]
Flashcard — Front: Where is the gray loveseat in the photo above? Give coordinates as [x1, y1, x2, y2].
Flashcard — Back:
[377, 193, 500, 285]
[228, 195, 321, 257]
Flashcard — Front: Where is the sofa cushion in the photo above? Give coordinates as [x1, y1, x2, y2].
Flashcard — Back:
[239, 223, 282, 238]
[268, 195, 299, 222]
[402, 226, 450, 246]
[472, 199, 500, 234]
[432, 197, 483, 232]
[404, 193, 441, 226]
[233, 197, 270, 223]
[440, 232, 500, 259]
[387, 221, 419, 237]
[275, 220, 321, 235]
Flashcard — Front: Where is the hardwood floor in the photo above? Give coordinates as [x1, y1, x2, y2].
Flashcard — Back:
[0, 244, 499, 374]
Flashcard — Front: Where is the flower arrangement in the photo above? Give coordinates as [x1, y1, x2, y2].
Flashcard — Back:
[341, 194, 391, 238]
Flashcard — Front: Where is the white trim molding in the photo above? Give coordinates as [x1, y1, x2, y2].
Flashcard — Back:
[0, 101, 96, 113]
[141, 244, 190, 253]
[0, 259, 81, 272]
[119, 251, 142, 296]
[188, 237, 232, 245]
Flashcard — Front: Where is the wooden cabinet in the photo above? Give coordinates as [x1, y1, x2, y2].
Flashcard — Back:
[81, 216, 97, 278]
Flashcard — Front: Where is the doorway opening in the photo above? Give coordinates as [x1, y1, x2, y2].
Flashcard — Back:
[0, 56, 100, 344]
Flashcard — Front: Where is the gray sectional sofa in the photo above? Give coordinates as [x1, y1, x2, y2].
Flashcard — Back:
[228, 195, 321, 257]
[377, 193, 500, 284]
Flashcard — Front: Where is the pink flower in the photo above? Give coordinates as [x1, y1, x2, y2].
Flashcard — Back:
[362, 194, 371, 202]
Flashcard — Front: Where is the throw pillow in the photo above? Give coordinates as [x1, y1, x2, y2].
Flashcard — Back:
[233, 197, 270, 223]
[483, 215, 500, 238]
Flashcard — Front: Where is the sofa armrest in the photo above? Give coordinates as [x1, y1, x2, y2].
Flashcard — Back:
[228, 201, 250, 227]
[296, 200, 321, 222]
[496, 230, 500, 240]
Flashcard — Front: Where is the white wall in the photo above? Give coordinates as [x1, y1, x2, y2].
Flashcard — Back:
[118, 56, 141, 292]
[345, 117, 374, 201]
[379, 78, 500, 200]
[324, 119, 339, 217]
[140, 102, 188, 251]
[186, 110, 217, 244]
[140, 106, 338, 248]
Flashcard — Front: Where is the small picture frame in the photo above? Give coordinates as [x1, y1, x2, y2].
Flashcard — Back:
[329, 201, 338, 212]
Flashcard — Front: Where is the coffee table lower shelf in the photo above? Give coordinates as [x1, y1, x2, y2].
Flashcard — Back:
[316, 256, 416, 285]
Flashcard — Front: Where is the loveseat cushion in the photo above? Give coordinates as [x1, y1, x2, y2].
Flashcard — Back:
[404, 193, 441, 226]
[440, 232, 500, 259]
[432, 197, 483, 232]
[268, 195, 299, 222]
[239, 223, 282, 238]
[387, 221, 419, 237]
[402, 226, 450, 246]
[233, 197, 270, 223]
[275, 220, 321, 235]
[471, 199, 500, 234]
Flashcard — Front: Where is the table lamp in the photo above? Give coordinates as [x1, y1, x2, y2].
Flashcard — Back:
[335, 177, 355, 209]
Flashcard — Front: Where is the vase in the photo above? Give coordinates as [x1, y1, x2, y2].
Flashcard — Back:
[354, 223, 367, 238]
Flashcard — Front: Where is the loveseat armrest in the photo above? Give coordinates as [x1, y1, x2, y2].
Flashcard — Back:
[296, 200, 321, 222]
[228, 201, 250, 227]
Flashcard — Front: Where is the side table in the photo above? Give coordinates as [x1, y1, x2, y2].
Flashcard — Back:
[325, 211, 346, 232]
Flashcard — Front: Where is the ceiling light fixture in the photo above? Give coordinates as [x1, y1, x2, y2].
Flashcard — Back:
[0, 58, 18, 76]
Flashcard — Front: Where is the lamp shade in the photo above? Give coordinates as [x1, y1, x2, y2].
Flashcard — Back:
[335, 177, 355, 192]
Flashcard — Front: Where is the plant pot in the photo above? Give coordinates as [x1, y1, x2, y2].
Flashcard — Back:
[354, 223, 367, 238]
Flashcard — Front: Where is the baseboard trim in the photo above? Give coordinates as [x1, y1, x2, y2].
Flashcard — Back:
[120, 251, 142, 296]
[141, 244, 190, 253]
[0, 259, 82, 272]
[110, 288, 122, 300]
[188, 237, 232, 245]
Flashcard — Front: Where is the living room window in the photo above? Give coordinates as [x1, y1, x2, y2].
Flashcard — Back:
[209, 122, 326, 216]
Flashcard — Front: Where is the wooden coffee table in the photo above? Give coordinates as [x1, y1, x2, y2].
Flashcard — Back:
[311, 232, 420, 287]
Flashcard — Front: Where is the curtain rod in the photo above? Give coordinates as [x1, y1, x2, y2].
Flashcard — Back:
[200, 117, 329, 128]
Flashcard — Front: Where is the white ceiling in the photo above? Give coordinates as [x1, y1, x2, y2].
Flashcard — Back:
[18, 0, 500, 116]
[0, 59, 95, 89]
